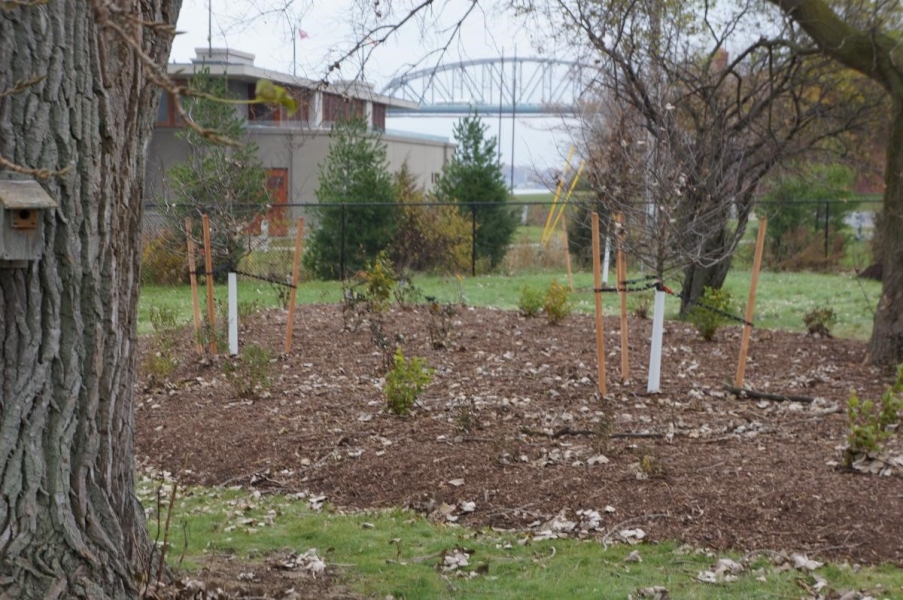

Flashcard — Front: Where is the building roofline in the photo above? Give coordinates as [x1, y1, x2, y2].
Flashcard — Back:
[167, 50, 419, 110]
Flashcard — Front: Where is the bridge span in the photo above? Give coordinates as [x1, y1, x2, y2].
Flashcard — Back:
[380, 57, 592, 116]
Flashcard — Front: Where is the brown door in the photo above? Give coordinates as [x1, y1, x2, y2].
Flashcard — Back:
[265, 168, 289, 236]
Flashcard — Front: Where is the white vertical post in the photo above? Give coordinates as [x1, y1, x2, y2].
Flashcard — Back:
[647, 288, 666, 393]
[364, 100, 374, 130]
[228, 272, 238, 356]
[602, 237, 611, 285]
[311, 92, 324, 127]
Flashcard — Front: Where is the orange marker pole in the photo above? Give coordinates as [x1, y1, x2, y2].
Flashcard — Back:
[202, 214, 217, 354]
[736, 217, 768, 388]
[592, 212, 607, 395]
[186, 218, 203, 354]
[284, 218, 305, 353]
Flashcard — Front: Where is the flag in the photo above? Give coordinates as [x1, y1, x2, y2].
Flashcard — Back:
[297, 28, 309, 40]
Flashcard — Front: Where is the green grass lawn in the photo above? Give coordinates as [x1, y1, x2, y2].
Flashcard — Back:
[724, 270, 879, 339]
[140, 268, 881, 339]
[140, 481, 903, 599]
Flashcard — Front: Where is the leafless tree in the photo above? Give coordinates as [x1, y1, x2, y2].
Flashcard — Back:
[509, 0, 903, 363]
[536, 0, 883, 311]
[761, 0, 903, 366]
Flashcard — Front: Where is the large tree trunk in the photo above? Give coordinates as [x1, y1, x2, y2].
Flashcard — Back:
[764, 0, 903, 366]
[866, 97, 903, 366]
[679, 256, 733, 317]
[677, 204, 749, 316]
[0, 1, 179, 597]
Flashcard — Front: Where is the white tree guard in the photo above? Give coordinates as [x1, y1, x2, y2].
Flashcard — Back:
[228, 272, 239, 355]
[647, 289, 666, 393]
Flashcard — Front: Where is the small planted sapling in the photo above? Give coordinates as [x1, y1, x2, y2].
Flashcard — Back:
[385, 349, 433, 415]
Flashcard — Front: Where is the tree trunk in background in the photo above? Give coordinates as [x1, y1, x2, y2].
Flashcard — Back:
[677, 207, 746, 317]
[0, 1, 179, 597]
[764, 0, 903, 366]
[866, 98, 903, 365]
[679, 258, 732, 318]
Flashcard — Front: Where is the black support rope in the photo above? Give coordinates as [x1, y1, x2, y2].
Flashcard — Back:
[233, 269, 297, 289]
[592, 276, 755, 327]
[660, 285, 754, 328]
[594, 275, 660, 293]
[191, 268, 297, 289]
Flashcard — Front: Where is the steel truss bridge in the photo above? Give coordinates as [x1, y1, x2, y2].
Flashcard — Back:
[381, 57, 592, 116]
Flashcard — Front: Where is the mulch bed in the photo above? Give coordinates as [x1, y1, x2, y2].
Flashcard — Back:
[136, 303, 903, 569]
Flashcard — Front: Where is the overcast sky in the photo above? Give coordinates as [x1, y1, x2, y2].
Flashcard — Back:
[170, 0, 576, 175]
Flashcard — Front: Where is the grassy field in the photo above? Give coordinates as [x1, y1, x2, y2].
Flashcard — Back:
[140, 479, 903, 599]
[141, 267, 881, 340]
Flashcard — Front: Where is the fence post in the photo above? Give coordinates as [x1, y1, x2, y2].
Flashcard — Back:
[471, 203, 477, 277]
[824, 200, 830, 260]
[340, 203, 346, 280]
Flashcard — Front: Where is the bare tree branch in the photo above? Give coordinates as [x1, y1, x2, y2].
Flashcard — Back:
[542, 0, 882, 306]
[0, 154, 71, 179]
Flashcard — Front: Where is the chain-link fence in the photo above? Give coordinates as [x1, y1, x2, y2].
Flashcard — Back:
[140, 198, 883, 292]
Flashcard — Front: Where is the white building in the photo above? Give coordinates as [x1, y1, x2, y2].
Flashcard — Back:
[147, 47, 454, 234]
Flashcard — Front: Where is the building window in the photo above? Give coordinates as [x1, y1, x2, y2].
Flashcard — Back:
[156, 80, 187, 127]
[372, 103, 386, 131]
[248, 84, 312, 123]
[284, 88, 312, 122]
[248, 84, 281, 122]
[156, 91, 170, 125]
[156, 91, 182, 127]
[323, 92, 365, 123]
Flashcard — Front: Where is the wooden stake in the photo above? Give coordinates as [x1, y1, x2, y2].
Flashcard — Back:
[186, 218, 203, 354]
[561, 214, 574, 291]
[284, 217, 305, 354]
[736, 216, 768, 388]
[202, 214, 217, 354]
[591, 212, 607, 395]
[617, 213, 629, 381]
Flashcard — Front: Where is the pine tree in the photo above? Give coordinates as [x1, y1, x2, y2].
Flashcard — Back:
[163, 69, 270, 279]
[304, 116, 396, 279]
[436, 112, 518, 270]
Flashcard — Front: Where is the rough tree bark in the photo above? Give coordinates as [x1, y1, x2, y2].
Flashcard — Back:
[867, 98, 903, 365]
[680, 248, 734, 317]
[676, 193, 748, 315]
[0, 0, 180, 597]
[766, 0, 903, 365]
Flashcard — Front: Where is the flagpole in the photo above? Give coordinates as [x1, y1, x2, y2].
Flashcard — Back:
[207, 0, 212, 54]
[293, 30, 296, 77]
